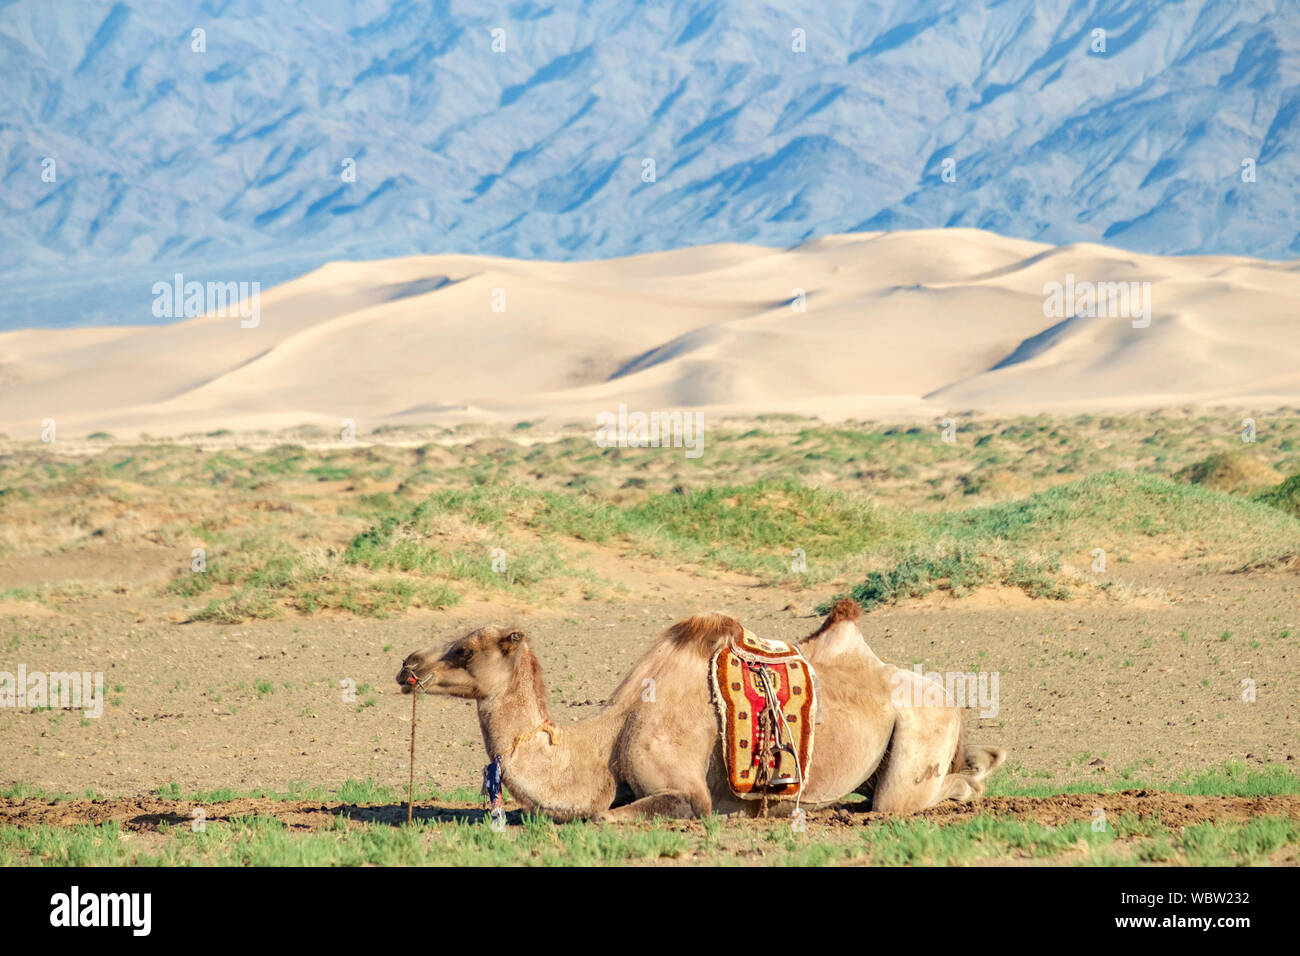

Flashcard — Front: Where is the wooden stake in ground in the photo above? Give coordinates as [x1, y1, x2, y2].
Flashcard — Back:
[408, 688, 417, 823]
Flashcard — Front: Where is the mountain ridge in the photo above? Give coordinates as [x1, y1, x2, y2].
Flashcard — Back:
[3, 0, 1298, 328]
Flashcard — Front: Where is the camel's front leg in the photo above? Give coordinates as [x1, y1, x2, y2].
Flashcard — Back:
[596, 788, 711, 822]
[609, 700, 719, 820]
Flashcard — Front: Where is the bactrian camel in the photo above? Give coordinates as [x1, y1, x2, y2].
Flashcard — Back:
[396, 599, 1005, 820]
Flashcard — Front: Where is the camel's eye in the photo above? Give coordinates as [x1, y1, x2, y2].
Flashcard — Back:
[457, 646, 473, 664]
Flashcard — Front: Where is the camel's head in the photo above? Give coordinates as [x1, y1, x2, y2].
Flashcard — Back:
[396, 625, 528, 700]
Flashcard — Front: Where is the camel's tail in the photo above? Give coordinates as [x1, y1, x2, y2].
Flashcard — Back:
[948, 721, 969, 776]
[950, 724, 1008, 786]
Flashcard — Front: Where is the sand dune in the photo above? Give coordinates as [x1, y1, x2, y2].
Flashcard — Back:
[2, 228, 1298, 438]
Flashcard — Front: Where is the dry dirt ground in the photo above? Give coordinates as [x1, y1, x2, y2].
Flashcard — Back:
[2, 415, 1298, 854]
[4, 791, 1298, 831]
[1, 546, 1295, 803]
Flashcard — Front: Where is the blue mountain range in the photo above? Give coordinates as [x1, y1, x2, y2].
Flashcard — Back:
[2, 0, 1297, 328]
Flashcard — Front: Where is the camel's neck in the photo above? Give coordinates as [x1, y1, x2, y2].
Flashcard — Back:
[476, 645, 622, 819]
[476, 645, 554, 758]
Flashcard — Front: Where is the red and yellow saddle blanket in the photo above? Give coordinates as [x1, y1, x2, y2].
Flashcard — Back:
[709, 628, 817, 800]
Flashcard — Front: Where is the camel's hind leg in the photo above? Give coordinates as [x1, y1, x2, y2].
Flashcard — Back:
[872, 706, 1009, 813]
[870, 708, 970, 814]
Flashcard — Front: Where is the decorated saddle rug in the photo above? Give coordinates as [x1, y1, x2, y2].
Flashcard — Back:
[709, 628, 818, 800]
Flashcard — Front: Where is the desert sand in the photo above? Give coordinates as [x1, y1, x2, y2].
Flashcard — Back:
[2, 228, 1299, 438]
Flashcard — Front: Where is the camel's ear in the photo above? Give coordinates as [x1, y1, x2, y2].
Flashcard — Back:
[498, 629, 525, 655]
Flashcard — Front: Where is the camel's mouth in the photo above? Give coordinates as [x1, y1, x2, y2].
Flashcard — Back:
[395, 666, 423, 693]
